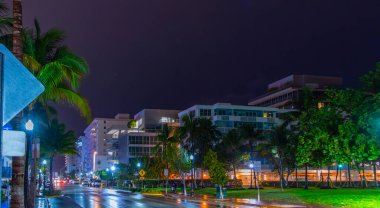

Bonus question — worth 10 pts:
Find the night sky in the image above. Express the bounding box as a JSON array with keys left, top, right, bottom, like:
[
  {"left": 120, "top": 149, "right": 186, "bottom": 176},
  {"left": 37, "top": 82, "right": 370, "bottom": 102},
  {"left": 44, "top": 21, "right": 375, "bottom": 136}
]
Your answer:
[{"left": 14, "top": 0, "right": 380, "bottom": 135}]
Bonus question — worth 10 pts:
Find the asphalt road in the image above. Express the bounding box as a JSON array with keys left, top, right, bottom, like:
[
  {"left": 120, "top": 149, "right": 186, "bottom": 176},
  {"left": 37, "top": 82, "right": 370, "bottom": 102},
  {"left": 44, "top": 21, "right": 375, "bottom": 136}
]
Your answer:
[{"left": 55, "top": 184, "right": 251, "bottom": 208}]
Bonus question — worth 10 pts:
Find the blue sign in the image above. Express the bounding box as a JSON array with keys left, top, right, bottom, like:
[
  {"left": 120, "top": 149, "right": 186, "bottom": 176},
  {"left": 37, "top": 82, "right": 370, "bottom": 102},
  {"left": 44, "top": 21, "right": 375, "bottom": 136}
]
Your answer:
[
  {"left": 2, "top": 130, "right": 25, "bottom": 156},
  {"left": 0, "top": 44, "right": 45, "bottom": 125}
]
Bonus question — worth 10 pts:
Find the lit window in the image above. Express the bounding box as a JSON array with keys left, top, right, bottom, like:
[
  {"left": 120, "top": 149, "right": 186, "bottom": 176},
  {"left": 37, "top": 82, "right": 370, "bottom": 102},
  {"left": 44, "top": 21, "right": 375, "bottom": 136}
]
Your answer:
[
  {"left": 318, "top": 102, "right": 325, "bottom": 109},
  {"left": 263, "top": 112, "right": 267, "bottom": 118}
]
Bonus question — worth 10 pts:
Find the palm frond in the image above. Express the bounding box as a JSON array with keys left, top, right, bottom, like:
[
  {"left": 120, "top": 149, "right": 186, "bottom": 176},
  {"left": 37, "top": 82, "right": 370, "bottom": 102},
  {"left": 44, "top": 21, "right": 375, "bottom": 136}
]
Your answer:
[{"left": 42, "top": 87, "right": 92, "bottom": 123}]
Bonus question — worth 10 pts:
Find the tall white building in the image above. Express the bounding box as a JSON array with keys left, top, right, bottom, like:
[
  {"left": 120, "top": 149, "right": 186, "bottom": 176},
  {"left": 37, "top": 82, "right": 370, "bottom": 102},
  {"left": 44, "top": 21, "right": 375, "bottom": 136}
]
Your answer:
[
  {"left": 81, "top": 114, "right": 131, "bottom": 173},
  {"left": 105, "top": 109, "right": 180, "bottom": 165}
]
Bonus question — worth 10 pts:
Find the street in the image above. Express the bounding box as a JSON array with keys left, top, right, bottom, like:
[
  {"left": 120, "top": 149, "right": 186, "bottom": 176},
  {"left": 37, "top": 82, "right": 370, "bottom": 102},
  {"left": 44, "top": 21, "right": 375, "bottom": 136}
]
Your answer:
[{"left": 54, "top": 185, "right": 253, "bottom": 208}]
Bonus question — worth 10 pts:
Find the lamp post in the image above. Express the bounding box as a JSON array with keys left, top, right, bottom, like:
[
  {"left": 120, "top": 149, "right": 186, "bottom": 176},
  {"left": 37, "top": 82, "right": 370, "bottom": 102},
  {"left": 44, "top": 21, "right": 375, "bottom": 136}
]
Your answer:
[
  {"left": 136, "top": 162, "right": 142, "bottom": 189},
  {"left": 249, "top": 163, "right": 253, "bottom": 189},
  {"left": 42, "top": 160, "right": 47, "bottom": 189},
  {"left": 106, "top": 168, "right": 109, "bottom": 187},
  {"left": 338, "top": 164, "right": 343, "bottom": 187},
  {"left": 190, "top": 154, "right": 195, "bottom": 196},
  {"left": 25, "top": 119, "right": 34, "bottom": 206},
  {"left": 111, "top": 165, "right": 116, "bottom": 187}
]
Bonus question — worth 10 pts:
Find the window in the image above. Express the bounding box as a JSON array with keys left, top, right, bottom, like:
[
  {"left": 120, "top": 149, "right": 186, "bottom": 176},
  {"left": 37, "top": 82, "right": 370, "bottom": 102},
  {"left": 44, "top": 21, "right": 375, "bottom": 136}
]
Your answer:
[
  {"left": 318, "top": 102, "right": 325, "bottom": 109},
  {"left": 263, "top": 112, "right": 267, "bottom": 118},
  {"left": 200, "top": 109, "right": 211, "bottom": 116}
]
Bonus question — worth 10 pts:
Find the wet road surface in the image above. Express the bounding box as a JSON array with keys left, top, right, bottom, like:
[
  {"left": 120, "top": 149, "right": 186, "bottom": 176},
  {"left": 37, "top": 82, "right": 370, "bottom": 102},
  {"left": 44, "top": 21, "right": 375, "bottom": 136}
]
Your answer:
[{"left": 56, "top": 184, "right": 250, "bottom": 208}]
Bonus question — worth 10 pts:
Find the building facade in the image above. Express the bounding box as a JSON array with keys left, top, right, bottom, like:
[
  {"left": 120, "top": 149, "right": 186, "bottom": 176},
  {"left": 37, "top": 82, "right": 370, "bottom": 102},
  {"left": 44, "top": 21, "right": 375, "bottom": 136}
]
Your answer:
[
  {"left": 248, "top": 74, "right": 342, "bottom": 109},
  {"left": 178, "top": 103, "right": 282, "bottom": 134},
  {"left": 102, "top": 109, "right": 179, "bottom": 168},
  {"left": 81, "top": 114, "right": 131, "bottom": 173}
]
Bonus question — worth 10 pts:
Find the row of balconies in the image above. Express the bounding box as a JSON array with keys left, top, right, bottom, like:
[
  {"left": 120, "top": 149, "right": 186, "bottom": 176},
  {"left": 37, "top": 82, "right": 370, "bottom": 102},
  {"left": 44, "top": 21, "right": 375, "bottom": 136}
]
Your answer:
[{"left": 212, "top": 115, "right": 276, "bottom": 123}]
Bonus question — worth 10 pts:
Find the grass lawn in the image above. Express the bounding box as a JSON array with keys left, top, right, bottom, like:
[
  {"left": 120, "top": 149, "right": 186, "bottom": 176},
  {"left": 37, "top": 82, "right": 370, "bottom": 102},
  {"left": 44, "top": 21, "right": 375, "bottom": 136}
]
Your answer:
[
  {"left": 140, "top": 186, "right": 380, "bottom": 207},
  {"left": 196, "top": 187, "right": 380, "bottom": 208}
]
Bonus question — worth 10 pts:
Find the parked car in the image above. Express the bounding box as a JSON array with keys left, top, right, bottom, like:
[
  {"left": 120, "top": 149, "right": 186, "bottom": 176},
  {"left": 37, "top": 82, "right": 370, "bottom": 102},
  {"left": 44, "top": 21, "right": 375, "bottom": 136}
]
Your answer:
[
  {"left": 82, "top": 180, "right": 90, "bottom": 186},
  {"left": 91, "top": 180, "right": 101, "bottom": 187}
]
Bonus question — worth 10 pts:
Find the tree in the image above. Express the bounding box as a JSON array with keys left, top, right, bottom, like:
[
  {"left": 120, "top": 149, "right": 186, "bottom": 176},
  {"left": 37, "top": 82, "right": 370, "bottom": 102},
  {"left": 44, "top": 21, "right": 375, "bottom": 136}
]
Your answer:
[
  {"left": 174, "top": 148, "right": 192, "bottom": 195},
  {"left": 238, "top": 123, "right": 262, "bottom": 188},
  {"left": 193, "top": 118, "right": 220, "bottom": 187},
  {"left": 177, "top": 115, "right": 217, "bottom": 189},
  {"left": 153, "top": 124, "right": 178, "bottom": 191},
  {"left": 203, "top": 150, "right": 228, "bottom": 199},
  {"left": 217, "top": 129, "right": 244, "bottom": 188},
  {"left": 261, "top": 124, "right": 295, "bottom": 190},
  {"left": 22, "top": 20, "right": 91, "bottom": 122},
  {"left": 40, "top": 119, "right": 77, "bottom": 192}
]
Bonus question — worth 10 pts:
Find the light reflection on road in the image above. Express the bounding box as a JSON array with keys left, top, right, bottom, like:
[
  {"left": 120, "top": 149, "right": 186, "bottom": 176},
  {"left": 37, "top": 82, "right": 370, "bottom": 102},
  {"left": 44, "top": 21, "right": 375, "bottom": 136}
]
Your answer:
[{"left": 58, "top": 184, "right": 249, "bottom": 208}]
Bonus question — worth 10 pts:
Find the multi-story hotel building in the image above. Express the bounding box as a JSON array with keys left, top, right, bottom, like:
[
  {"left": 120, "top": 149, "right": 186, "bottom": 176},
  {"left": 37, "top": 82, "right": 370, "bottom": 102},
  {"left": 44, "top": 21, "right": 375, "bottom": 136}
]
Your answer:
[
  {"left": 80, "top": 109, "right": 180, "bottom": 173},
  {"left": 248, "top": 74, "right": 342, "bottom": 109},
  {"left": 81, "top": 114, "right": 131, "bottom": 173},
  {"left": 178, "top": 103, "right": 282, "bottom": 134}
]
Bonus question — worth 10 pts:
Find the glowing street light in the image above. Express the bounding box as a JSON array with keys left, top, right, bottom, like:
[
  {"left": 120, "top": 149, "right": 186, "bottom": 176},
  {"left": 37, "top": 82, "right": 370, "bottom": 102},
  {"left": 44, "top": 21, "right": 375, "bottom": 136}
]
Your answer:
[
  {"left": 111, "top": 165, "right": 116, "bottom": 171},
  {"left": 42, "top": 160, "right": 47, "bottom": 165},
  {"left": 106, "top": 168, "right": 109, "bottom": 172},
  {"left": 25, "top": 119, "right": 34, "bottom": 131}
]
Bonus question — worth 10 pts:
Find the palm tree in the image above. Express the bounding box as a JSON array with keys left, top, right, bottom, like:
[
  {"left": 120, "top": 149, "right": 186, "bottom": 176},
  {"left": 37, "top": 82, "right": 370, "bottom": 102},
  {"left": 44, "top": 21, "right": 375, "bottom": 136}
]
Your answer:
[
  {"left": 10, "top": 0, "right": 25, "bottom": 206},
  {"left": 238, "top": 123, "right": 261, "bottom": 188},
  {"left": 264, "top": 124, "right": 292, "bottom": 191},
  {"left": 12, "top": 0, "right": 22, "bottom": 59},
  {"left": 153, "top": 124, "right": 178, "bottom": 194},
  {"left": 194, "top": 118, "right": 220, "bottom": 187},
  {"left": 177, "top": 115, "right": 198, "bottom": 193},
  {"left": 217, "top": 129, "right": 244, "bottom": 188},
  {"left": 40, "top": 119, "right": 77, "bottom": 192},
  {"left": 22, "top": 20, "right": 91, "bottom": 122}
]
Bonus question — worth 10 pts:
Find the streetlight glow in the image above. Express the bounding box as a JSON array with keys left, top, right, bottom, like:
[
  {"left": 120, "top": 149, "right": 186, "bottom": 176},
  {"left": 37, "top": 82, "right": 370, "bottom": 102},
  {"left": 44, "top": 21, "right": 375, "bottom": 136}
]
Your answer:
[
  {"left": 190, "top": 154, "right": 194, "bottom": 160},
  {"left": 25, "top": 119, "right": 34, "bottom": 131},
  {"left": 42, "top": 160, "right": 47, "bottom": 165},
  {"left": 106, "top": 168, "right": 109, "bottom": 172},
  {"left": 111, "top": 165, "right": 116, "bottom": 171},
  {"left": 137, "top": 162, "right": 141, "bottom": 168},
  {"left": 249, "top": 163, "right": 254, "bottom": 169}
]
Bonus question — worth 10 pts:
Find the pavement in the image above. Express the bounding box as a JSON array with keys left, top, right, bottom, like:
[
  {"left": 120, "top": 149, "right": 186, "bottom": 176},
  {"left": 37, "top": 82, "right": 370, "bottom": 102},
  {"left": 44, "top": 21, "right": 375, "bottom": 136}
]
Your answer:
[{"left": 44, "top": 184, "right": 307, "bottom": 208}]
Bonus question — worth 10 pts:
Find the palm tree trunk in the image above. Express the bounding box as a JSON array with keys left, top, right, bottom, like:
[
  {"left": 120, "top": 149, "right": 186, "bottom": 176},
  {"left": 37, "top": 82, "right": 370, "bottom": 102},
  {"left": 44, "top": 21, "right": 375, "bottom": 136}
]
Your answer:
[
  {"left": 335, "top": 165, "right": 339, "bottom": 185},
  {"left": 232, "top": 161, "right": 237, "bottom": 189},
  {"left": 49, "top": 156, "right": 54, "bottom": 192},
  {"left": 10, "top": 156, "right": 25, "bottom": 208},
  {"left": 373, "top": 162, "right": 378, "bottom": 188},
  {"left": 11, "top": 1, "right": 25, "bottom": 207},
  {"left": 304, "top": 164, "right": 308, "bottom": 189},
  {"left": 327, "top": 166, "right": 331, "bottom": 188},
  {"left": 295, "top": 165, "right": 298, "bottom": 188},
  {"left": 347, "top": 163, "right": 352, "bottom": 187},
  {"left": 12, "top": 0, "right": 23, "bottom": 59}
]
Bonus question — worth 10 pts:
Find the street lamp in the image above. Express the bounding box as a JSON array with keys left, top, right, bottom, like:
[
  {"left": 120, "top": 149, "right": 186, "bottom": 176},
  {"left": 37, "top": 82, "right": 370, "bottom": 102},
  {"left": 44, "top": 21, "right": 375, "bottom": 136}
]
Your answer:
[
  {"left": 42, "top": 160, "right": 47, "bottom": 192},
  {"left": 338, "top": 164, "right": 343, "bottom": 187},
  {"left": 110, "top": 165, "right": 116, "bottom": 187},
  {"left": 136, "top": 163, "right": 141, "bottom": 168},
  {"left": 190, "top": 154, "right": 195, "bottom": 196},
  {"left": 25, "top": 119, "right": 34, "bottom": 131},
  {"left": 249, "top": 163, "right": 254, "bottom": 189},
  {"left": 24, "top": 119, "right": 34, "bottom": 203}
]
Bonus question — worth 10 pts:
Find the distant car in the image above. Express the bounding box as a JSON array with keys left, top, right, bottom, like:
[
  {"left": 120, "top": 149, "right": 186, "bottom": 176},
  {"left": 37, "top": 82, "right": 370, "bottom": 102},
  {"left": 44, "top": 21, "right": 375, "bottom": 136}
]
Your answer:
[
  {"left": 91, "top": 180, "right": 101, "bottom": 187},
  {"left": 73, "top": 179, "right": 80, "bottom": 184},
  {"left": 82, "top": 180, "right": 90, "bottom": 186}
]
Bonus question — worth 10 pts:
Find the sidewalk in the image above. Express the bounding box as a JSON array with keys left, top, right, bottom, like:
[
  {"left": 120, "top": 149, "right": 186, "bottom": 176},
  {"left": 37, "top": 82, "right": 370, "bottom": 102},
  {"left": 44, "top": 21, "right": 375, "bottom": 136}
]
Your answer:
[
  {"left": 47, "top": 196, "right": 81, "bottom": 208},
  {"left": 160, "top": 192, "right": 306, "bottom": 208}
]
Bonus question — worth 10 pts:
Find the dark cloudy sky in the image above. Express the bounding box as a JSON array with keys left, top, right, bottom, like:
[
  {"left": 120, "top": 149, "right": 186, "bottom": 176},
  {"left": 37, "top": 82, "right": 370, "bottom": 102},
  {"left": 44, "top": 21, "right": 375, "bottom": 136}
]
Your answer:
[{"left": 13, "top": 0, "right": 380, "bottom": 135}]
